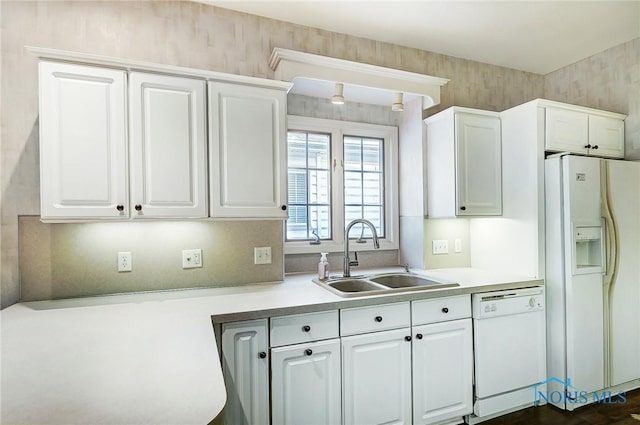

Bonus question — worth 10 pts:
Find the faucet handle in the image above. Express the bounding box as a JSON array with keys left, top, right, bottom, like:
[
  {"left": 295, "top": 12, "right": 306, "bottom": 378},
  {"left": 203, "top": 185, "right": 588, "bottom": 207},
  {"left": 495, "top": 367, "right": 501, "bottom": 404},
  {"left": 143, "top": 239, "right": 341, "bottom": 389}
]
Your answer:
[{"left": 349, "top": 251, "right": 359, "bottom": 267}]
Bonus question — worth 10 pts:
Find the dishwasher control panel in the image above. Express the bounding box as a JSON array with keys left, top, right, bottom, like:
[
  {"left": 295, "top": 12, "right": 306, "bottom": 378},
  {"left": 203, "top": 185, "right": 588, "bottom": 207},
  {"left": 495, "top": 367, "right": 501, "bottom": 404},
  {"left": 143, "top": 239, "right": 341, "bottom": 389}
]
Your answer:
[{"left": 472, "top": 287, "right": 544, "bottom": 318}]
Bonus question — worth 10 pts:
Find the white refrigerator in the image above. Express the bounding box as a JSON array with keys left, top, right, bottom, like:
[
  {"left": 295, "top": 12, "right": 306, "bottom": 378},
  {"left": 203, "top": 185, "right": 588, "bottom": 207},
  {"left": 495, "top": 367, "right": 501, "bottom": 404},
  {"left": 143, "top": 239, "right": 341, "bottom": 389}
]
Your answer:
[{"left": 545, "top": 154, "right": 640, "bottom": 410}]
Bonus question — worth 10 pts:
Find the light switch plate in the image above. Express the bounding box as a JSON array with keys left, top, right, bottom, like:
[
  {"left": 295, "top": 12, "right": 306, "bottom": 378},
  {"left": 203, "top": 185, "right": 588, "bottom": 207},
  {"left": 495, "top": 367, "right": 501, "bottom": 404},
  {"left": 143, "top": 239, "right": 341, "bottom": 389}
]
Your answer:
[
  {"left": 254, "top": 247, "right": 272, "bottom": 264},
  {"left": 182, "top": 249, "right": 203, "bottom": 269},
  {"left": 432, "top": 240, "right": 449, "bottom": 255}
]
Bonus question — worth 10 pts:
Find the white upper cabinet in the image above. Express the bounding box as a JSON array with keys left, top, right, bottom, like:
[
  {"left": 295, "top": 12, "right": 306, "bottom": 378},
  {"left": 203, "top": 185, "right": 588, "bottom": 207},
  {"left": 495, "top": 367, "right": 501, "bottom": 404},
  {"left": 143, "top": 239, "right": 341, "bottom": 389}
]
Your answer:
[
  {"left": 545, "top": 104, "right": 625, "bottom": 158},
  {"left": 37, "top": 49, "right": 292, "bottom": 221},
  {"left": 588, "top": 114, "right": 625, "bottom": 158},
  {"left": 39, "top": 61, "right": 128, "bottom": 220},
  {"left": 129, "top": 73, "right": 207, "bottom": 218},
  {"left": 40, "top": 63, "right": 208, "bottom": 220},
  {"left": 209, "top": 82, "right": 288, "bottom": 219},
  {"left": 545, "top": 107, "right": 589, "bottom": 154},
  {"left": 426, "top": 107, "right": 502, "bottom": 217}
]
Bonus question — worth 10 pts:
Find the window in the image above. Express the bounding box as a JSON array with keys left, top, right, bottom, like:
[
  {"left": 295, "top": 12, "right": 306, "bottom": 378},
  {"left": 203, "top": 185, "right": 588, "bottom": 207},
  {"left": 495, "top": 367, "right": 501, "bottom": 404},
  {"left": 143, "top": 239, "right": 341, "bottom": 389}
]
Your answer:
[
  {"left": 286, "top": 116, "right": 398, "bottom": 254},
  {"left": 287, "top": 131, "right": 332, "bottom": 240}
]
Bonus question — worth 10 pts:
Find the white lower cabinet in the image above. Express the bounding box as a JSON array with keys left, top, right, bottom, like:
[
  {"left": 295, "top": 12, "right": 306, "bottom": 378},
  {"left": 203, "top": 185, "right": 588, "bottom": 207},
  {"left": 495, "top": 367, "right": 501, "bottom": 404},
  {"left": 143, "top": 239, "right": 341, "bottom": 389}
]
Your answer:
[
  {"left": 412, "top": 319, "right": 473, "bottom": 425},
  {"left": 342, "top": 328, "right": 413, "bottom": 425},
  {"left": 221, "top": 319, "right": 269, "bottom": 425},
  {"left": 220, "top": 297, "right": 473, "bottom": 425},
  {"left": 271, "top": 339, "right": 341, "bottom": 425}
]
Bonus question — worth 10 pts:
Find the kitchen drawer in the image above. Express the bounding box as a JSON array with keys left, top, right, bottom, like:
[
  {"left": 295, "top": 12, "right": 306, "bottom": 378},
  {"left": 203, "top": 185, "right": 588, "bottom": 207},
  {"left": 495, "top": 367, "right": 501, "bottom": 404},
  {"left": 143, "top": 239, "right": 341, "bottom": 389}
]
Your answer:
[
  {"left": 412, "top": 295, "right": 471, "bottom": 325},
  {"left": 340, "top": 302, "right": 410, "bottom": 336},
  {"left": 270, "top": 310, "right": 339, "bottom": 347}
]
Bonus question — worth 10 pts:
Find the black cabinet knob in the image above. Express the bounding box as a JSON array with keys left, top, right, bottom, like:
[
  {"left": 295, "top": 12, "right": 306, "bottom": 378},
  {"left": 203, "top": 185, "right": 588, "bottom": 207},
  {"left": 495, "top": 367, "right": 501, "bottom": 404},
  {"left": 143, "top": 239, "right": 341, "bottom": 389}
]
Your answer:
[
  {"left": 592, "top": 145, "right": 599, "bottom": 150},
  {"left": 442, "top": 307, "right": 449, "bottom": 313},
  {"left": 281, "top": 205, "right": 287, "bottom": 211},
  {"left": 134, "top": 204, "right": 142, "bottom": 212},
  {"left": 375, "top": 316, "right": 383, "bottom": 322},
  {"left": 302, "top": 325, "right": 311, "bottom": 332},
  {"left": 416, "top": 333, "right": 423, "bottom": 340},
  {"left": 116, "top": 205, "right": 124, "bottom": 212},
  {"left": 405, "top": 336, "right": 412, "bottom": 342},
  {"left": 584, "top": 144, "right": 591, "bottom": 149},
  {"left": 460, "top": 206, "right": 466, "bottom": 211},
  {"left": 258, "top": 351, "right": 267, "bottom": 359},
  {"left": 304, "top": 349, "right": 313, "bottom": 356}
]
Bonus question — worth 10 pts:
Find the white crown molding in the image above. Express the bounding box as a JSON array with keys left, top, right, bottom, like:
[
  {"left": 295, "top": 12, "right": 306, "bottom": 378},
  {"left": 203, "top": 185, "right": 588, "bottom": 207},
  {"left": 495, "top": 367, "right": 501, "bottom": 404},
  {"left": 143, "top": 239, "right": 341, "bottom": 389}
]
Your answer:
[
  {"left": 27, "top": 46, "right": 292, "bottom": 91},
  {"left": 269, "top": 48, "right": 449, "bottom": 108}
]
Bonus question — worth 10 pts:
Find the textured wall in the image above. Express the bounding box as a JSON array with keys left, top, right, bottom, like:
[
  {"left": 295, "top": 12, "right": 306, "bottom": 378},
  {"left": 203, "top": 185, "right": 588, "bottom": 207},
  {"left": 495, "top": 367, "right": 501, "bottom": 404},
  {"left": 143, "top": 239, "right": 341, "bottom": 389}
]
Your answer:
[
  {"left": 544, "top": 38, "right": 640, "bottom": 159},
  {"left": 1, "top": 1, "right": 545, "bottom": 308}
]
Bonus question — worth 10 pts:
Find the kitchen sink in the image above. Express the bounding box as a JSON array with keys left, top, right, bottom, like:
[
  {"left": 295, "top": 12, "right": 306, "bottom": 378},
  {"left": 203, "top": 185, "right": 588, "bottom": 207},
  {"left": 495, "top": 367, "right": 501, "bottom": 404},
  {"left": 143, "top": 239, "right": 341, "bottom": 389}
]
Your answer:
[
  {"left": 326, "top": 279, "right": 387, "bottom": 294},
  {"left": 369, "top": 274, "right": 446, "bottom": 288},
  {"left": 314, "top": 272, "right": 459, "bottom": 297}
]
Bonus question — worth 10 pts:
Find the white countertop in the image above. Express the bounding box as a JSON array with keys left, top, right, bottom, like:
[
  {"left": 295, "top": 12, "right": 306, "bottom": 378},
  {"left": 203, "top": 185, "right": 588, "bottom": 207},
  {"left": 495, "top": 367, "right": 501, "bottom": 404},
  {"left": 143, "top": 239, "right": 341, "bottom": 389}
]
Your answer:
[{"left": 0, "top": 267, "right": 541, "bottom": 425}]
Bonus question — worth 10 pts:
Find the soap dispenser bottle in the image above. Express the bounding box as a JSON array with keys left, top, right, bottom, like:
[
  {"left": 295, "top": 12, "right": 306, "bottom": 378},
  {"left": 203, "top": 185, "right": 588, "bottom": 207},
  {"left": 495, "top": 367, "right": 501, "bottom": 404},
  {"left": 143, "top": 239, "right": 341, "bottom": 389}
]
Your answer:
[{"left": 318, "top": 252, "right": 329, "bottom": 281}]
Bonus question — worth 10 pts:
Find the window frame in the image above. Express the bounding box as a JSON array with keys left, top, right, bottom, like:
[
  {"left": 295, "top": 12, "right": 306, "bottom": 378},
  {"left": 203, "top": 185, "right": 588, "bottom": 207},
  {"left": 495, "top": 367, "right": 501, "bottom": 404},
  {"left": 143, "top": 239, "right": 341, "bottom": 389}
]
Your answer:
[{"left": 285, "top": 115, "right": 399, "bottom": 255}]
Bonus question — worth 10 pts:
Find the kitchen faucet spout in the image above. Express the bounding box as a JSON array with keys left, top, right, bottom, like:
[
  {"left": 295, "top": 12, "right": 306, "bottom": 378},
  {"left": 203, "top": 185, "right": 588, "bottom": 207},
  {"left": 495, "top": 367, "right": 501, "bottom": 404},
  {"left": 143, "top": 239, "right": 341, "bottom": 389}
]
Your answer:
[{"left": 344, "top": 219, "right": 380, "bottom": 277}]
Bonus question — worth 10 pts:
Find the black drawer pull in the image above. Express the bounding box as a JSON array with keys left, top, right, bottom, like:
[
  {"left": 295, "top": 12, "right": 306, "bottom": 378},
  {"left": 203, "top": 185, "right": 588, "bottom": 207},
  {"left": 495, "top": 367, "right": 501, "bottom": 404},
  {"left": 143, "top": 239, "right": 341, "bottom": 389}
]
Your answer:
[
  {"left": 375, "top": 316, "right": 383, "bottom": 322},
  {"left": 405, "top": 336, "right": 412, "bottom": 342},
  {"left": 304, "top": 349, "right": 313, "bottom": 356},
  {"left": 442, "top": 307, "right": 449, "bottom": 313},
  {"left": 416, "top": 333, "right": 423, "bottom": 340},
  {"left": 302, "top": 325, "right": 311, "bottom": 332},
  {"left": 258, "top": 351, "right": 267, "bottom": 359}
]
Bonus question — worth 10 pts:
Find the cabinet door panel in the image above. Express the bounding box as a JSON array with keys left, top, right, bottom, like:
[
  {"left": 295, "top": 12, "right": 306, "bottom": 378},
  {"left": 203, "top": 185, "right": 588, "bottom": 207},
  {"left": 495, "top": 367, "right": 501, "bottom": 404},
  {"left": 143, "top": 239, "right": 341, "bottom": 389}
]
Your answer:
[
  {"left": 545, "top": 107, "right": 589, "bottom": 154},
  {"left": 39, "top": 61, "right": 127, "bottom": 219},
  {"left": 271, "top": 339, "right": 341, "bottom": 425},
  {"left": 589, "top": 115, "right": 624, "bottom": 158},
  {"left": 413, "top": 319, "right": 473, "bottom": 425},
  {"left": 130, "top": 73, "right": 207, "bottom": 218},
  {"left": 221, "top": 320, "right": 269, "bottom": 425},
  {"left": 209, "top": 83, "right": 287, "bottom": 218},
  {"left": 455, "top": 113, "right": 502, "bottom": 215},
  {"left": 342, "top": 328, "right": 412, "bottom": 425}
]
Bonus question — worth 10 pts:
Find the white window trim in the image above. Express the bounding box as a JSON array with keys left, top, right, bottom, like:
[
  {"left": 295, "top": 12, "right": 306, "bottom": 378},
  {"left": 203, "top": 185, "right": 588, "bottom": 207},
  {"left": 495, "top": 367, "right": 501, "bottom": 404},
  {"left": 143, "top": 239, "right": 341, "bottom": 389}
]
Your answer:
[{"left": 285, "top": 115, "right": 399, "bottom": 255}]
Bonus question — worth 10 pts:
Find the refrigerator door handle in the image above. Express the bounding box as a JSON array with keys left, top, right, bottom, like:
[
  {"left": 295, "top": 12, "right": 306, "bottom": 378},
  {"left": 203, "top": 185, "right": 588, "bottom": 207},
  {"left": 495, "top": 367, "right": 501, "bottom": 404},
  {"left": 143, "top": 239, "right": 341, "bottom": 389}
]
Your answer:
[{"left": 601, "top": 218, "right": 608, "bottom": 276}]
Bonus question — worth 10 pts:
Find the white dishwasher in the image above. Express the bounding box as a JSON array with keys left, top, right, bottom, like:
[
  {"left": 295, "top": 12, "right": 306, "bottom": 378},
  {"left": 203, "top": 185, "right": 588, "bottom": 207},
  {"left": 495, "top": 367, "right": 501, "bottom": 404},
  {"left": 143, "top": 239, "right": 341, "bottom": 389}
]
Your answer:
[{"left": 467, "top": 287, "right": 546, "bottom": 424}]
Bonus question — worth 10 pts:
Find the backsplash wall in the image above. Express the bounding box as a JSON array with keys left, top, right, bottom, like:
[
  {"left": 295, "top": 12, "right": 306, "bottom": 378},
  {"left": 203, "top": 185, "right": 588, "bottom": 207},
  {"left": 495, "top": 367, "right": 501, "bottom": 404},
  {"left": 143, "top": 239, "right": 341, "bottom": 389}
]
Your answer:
[
  {"left": 19, "top": 217, "right": 284, "bottom": 301},
  {"left": 5, "top": 0, "right": 599, "bottom": 308}
]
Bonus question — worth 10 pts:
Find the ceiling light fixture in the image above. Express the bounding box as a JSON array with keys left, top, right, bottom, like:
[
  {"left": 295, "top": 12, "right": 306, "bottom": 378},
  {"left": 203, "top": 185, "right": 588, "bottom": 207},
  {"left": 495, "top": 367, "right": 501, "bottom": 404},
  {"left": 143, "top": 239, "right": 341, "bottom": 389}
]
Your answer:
[
  {"left": 332, "top": 82, "right": 345, "bottom": 105},
  {"left": 392, "top": 92, "right": 404, "bottom": 111}
]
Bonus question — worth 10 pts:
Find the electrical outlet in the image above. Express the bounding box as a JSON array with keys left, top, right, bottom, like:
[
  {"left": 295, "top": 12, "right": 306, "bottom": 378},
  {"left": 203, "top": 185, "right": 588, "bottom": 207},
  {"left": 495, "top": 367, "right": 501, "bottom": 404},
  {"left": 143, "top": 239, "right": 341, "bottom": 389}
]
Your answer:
[
  {"left": 432, "top": 240, "right": 449, "bottom": 255},
  {"left": 182, "top": 249, "right": 203, "bottom": 269},
  {"left": 118, "top": 252, "right": 132, "bottom": 272},
  {"left": 254, "top": 247, "right": 272, "bottom": 265}
]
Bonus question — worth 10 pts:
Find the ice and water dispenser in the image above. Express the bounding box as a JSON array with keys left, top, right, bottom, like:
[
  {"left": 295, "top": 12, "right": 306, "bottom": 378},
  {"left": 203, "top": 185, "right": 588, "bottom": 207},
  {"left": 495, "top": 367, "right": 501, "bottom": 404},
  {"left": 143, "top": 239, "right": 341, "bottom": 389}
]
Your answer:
[{"left": 573, "top": 225, "right": 604, "bottom": 273}]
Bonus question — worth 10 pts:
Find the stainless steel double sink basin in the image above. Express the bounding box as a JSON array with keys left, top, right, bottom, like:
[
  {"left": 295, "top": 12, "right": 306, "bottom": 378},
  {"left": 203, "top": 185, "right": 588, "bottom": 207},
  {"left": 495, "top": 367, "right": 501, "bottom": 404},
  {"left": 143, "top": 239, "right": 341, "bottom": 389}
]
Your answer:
[{"left": 313, "top": 272, "right": 459, "bottom": 297}]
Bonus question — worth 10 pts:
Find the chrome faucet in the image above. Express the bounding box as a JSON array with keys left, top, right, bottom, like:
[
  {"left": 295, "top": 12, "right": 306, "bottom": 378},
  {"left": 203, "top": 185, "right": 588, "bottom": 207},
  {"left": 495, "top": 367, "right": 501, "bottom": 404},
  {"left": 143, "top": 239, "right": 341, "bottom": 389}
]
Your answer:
[{"left": 344, "top": 219, "right": 380, "bottom": 277}]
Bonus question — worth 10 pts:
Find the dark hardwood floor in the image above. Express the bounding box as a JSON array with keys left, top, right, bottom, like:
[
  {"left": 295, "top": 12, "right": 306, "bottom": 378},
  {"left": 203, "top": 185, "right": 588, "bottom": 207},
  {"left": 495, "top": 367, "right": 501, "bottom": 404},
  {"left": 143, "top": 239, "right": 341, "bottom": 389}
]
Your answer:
[{"left": 482, "top": 389, "right": 640, "bottom": 425}]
